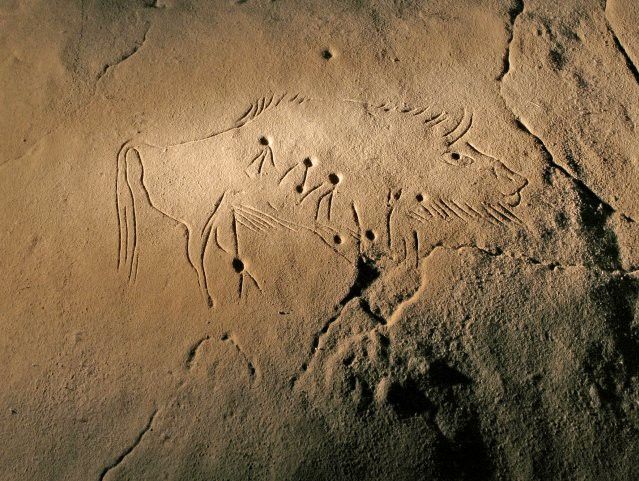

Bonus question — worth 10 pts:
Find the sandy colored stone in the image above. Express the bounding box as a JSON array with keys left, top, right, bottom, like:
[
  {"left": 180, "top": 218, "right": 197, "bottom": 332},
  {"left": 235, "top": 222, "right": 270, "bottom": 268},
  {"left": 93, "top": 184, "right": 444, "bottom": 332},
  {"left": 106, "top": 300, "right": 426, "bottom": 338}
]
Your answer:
[{"left": 1, "top": 1, "right": 638, "bottom": 480}]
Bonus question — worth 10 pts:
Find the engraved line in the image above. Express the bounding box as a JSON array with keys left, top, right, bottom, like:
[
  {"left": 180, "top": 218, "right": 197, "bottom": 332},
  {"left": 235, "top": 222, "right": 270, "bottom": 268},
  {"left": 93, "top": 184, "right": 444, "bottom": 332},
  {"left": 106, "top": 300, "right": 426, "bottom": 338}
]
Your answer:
[
  {"left": 246, "top": 271, "right": 263, "bottom": 292},
  {"left": 237, "top": 205, "right": 298, "bottom": 231},
  {"left": 423, "top": 111, "right": 446, "bottom": 126},
  {"left": 236, "top": 210, "right": 273, "bottom": 230},
  {"left": 446, "top": 112, "right": 473, "bottom": 145},
  {"left": 327, "top": 190, "right": 335, "bottom": 221},
  {"left": 316, "top": 191, "right": 332, "bottom": 221},
  {"left": 185, "top": 336, "right": 210, "bottom": 370},
  {"left": 279, "top": 163, "right": 299, "bottom": 184},
  {"left": 418, "top": 203, "right": 435, "bottom": 218},
  {"left": 409, "top": 211, "right": 430, "bottom": 223},
  {"left": 482, "top": 205, "right": 504, "bottom": 225},
  {"left": 125, "top": 163, "right": 137, "bottom": 284},
  {"left": 232, "top": 211, "right": 239, "bottom": 256},
  {"left": 497, "top": 201, "right": 524, "bottom": 225},
  {"left": 440, "top": 198, "right": 466, "bottom": 221},
  {"left": 236, "top": 103, "right": 254, "bottom": 124},
  {"left": 464, "top": 202, "right": 484, "bottom": 219},
  {"left": 299, "top": 184, "right": 323, "bottom": 204},
  {"left": 235, "top": 219, "right": 262, "bottom": 234},
  {"left": 442, "top": 110, "right": 466, "bottom": 138},
  {"left": 387, "top": 203, "right": 395, "bottom": 250},
  {"left": 200, "top": 191, "right": 227, "bottom": 237},
  {"left": 450, "top": 199, "right": 476, "bottom": 218},
  {"left": 429, "top": 200, "right": 448, "bottom": 219},
  {"left": 267, "top": 146, "right": 276, "bottom": 169},
  {"left": 214, "top": 226, "right": 229, "bottom": 254},
  {"left": 306, "top": 228, "right": 352, "bottom": 263},
  {"left": 485, "top": 203, "right": 511, "bottom": 224}
]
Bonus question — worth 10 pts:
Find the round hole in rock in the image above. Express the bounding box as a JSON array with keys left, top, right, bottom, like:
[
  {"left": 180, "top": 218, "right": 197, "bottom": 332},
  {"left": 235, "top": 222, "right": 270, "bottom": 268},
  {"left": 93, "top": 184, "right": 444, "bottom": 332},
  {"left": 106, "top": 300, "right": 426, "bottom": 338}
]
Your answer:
[
  {"left": 333, "top": 234, "right": 342, "bottom": 244},
  {"left": 328, "top": 173, "right": 340, "bottom": 185},
  {"left": 303, "top": 157, "right": 313, "bottom": 167},
  {"left": 416, "top": 193, "right": 424, "bottom": 202},
  {"left": 322, "top": 49, "right": 333, "bottom": 60},
  {"left": 259, "top": 136, "right": 269, "bottom": 146},
  {"left": 365, "top": 229, "right": 376, "bottom": 241},
  {"left": 232, "top": 258, "right": 244, "bottom": 273}
]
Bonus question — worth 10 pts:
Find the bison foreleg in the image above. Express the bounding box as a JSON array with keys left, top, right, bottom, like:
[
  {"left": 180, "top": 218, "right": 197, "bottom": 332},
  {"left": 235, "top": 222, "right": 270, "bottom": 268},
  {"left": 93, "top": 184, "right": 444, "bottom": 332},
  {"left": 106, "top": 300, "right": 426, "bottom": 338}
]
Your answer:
[{"left": 188, "top": 231, "right": 214, "bottom": 308}]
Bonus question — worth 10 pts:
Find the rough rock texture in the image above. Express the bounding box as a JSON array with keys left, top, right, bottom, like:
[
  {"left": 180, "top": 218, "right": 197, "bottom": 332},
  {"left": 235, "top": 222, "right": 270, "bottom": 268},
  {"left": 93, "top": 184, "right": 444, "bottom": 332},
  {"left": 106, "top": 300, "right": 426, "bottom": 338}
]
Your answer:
[{"left": 1, "top": 1, "right": 638, "bottom": 480}]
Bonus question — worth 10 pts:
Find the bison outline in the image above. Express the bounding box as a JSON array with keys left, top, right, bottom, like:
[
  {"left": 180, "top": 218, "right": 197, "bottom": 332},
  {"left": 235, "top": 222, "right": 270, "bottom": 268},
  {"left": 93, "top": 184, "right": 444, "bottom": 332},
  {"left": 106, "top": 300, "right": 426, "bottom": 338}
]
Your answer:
[{"left": 115, "top": 93, "right": 528, "bottom": 307}]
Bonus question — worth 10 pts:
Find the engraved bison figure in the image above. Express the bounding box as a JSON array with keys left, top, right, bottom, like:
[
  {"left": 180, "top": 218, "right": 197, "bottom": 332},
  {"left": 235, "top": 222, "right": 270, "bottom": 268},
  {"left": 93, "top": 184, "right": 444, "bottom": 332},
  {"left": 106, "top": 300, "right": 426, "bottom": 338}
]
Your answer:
[{"left": 116, "top": 94, "right": 528, "bottom": 307}]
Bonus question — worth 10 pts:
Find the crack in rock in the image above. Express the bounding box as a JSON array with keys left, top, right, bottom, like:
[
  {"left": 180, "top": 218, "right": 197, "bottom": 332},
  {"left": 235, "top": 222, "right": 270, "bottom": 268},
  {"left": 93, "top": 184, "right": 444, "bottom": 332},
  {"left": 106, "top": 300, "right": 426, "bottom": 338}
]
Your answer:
[
  {"left": 606, "top": 23, "right": 639, "bottom": 84},
  {"left": 605, "top": 2, "right": 639, "bottom": 85},
  {"left": 496, "top": 0, "right": 525, "bottom": 81},
  {"left": 98, "top": 409, "right": 157, "bottom": 481},
  {"left": 292, "top": 239, "right": 636, "bottom": 389},
  {"left": 498, "top": 4, "right": 635, "bottom": 225},
  {"left": 512, "top": 118, "right": 629, "bottom": 270},
  {"left": 383, "top": 272, "right": 428, "bottom": 327},
  {"left": 513, "top": 117, "right": 626, "bottom": 217},
  {"left": 97, "top": 25, "right": 151, "bottom": 81},
  {"left": 291, "top": 257, "right": 380, "bottom": 387},
  {"left": 440, "top": 242, "right": 637, "bottom": 274}
]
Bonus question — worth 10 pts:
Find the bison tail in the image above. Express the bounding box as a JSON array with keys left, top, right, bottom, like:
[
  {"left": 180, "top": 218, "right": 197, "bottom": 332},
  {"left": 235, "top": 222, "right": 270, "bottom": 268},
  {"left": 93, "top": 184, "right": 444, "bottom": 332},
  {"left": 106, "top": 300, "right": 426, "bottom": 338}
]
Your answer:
[{"left": 116, "top": 140, "right": 140, "bottom": 284}]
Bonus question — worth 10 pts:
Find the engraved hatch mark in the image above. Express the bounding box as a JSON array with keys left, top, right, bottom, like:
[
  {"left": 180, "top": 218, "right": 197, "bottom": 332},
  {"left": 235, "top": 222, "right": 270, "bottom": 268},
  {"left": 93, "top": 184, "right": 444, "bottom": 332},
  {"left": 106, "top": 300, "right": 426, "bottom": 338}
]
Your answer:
[
  {"left": 227, "top": 204, "right": 298, "bottom": 298},
  {"left": 234, "top": 204, "right": 298, "bottom": 235},
  {"left": 116, "top": 92, "right": 311, "bottom": 307}
]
